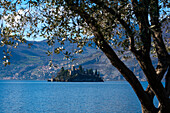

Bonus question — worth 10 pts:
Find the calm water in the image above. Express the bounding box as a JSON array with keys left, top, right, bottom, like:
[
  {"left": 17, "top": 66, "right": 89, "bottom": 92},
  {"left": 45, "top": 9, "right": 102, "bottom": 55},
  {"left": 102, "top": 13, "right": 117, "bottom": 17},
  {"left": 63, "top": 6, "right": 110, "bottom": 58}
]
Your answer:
[{"left": 0, "top": 81, "right": 157, "bottom": 113}]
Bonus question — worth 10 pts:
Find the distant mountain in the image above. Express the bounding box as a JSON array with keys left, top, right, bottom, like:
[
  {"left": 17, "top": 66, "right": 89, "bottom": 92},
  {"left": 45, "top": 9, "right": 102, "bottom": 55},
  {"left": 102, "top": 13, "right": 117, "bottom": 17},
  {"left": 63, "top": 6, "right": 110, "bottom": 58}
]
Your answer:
[
  {"left": 0, "top": 39, "right": 150, "bottom": 81},
  {"left": 0, "top": 18, "right": 168, "bottom": 81},
  {"left": 0, "top": 40, "right": 103, "bottom": 80}
]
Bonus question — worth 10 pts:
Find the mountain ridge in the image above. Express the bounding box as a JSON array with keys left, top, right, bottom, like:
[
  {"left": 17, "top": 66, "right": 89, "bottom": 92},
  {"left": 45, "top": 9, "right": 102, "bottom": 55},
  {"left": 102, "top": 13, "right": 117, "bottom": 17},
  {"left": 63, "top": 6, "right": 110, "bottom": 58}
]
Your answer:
[
  {"left": 0, "top": 39, "right": 149, "bottom": 81},
  {"left": 0, "top": 18, "right": 168, "bottom": 81}
]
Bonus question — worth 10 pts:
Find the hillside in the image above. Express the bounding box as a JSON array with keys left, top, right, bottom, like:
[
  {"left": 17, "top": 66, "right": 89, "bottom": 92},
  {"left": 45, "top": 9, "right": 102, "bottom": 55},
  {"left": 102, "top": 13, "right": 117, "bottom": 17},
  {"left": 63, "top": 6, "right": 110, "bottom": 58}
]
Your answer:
[
  {"left": 0, "top": 39, "right": 151, "bottom": 81},
  {"left": 0, "top": 40, "right": 104, "bottom": 80},
  {"left": 1, "top": 17, "right": 168, "bottom": 81}
]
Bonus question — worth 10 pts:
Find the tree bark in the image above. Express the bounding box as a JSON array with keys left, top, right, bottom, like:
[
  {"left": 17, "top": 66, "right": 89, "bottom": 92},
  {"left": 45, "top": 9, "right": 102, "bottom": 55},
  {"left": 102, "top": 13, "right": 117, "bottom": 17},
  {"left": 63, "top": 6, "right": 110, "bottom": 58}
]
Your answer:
[
  {"left": 65, "top": 0, "right": 153, "bottom": 108},
  {"left": 141, "top": 104, "right": 158, "bottom": 113},
  {"left": 165, "top": 66, "right": 170, "bottom": 98},
  {"left": 65, "top": 0, "right": 170, "bottom": 112}
]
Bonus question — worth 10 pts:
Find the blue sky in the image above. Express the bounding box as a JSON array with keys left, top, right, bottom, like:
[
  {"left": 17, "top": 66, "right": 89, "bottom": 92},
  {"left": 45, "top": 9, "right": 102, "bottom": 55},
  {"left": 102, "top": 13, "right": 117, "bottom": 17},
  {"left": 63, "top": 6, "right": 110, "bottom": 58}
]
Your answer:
[{"left": 0, "top": 0, "right": 169, "bottom": 41}]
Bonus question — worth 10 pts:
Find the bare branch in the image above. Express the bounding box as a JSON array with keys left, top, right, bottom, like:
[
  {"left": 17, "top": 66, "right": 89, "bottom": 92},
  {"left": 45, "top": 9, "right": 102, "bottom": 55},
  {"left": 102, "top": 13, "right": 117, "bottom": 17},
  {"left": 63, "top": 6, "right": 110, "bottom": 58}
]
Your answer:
[{"left": 129, "top": 36, "right": 136, "bottom": 52}]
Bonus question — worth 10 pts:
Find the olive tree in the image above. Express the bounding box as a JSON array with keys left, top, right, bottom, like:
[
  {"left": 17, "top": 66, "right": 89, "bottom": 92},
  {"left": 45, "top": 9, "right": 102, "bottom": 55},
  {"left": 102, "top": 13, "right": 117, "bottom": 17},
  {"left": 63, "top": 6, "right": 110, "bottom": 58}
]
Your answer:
[{"left": 0, "top": 0, "right": 170, "bottom": 112}]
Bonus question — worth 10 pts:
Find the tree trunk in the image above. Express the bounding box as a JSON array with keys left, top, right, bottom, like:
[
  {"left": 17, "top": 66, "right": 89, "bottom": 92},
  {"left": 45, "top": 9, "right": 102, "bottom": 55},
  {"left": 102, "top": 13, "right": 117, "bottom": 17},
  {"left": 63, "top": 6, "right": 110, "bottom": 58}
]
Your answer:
[
  {"left": 158, "top": 104, "right": 170, "bottom": 113},
  {"left": 142, "top": 106, "right": 170, "bottom": 113},
  {"left": 141, "top": 102, "right": 170, "bottom": 113},
  {"left": 140, "top": 93, "right": 158, "bottom": 113},
  {"left": 141, "top": 104, "right": 157, "bottom": 113},
  {"left": 66, "top": 1, "right": 170, "bottom": 113},
  {"left": 165, "top": 66, "right": 170, "bottom": 98}
]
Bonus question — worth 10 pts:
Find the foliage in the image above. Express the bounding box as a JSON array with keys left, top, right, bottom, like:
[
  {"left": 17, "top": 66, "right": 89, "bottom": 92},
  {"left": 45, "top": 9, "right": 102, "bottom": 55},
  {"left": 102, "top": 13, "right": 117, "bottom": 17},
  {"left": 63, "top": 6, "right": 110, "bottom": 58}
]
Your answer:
[
  {"left": 55, "top": 65, "right": 103, "bottom": 82},
  {"left": 1, "top": 0, "right": 168, "bottom": 62},
  {"left": 0, "top": 0, "right": 170, "bottom": 112}
]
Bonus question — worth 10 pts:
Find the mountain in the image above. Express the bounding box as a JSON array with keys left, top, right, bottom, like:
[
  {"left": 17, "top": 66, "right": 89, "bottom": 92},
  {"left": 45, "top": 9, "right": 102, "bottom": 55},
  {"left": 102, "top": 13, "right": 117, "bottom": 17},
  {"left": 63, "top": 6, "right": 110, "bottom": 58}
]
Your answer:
[
  {"left": 0, "top": 39, "right": 150, "bottom": 81},
  {"left": 0, "top": 40, "right": 104, "bottom": 80},
  {"left": 0, "top": 17, "right": 168, "bottom": 81}
]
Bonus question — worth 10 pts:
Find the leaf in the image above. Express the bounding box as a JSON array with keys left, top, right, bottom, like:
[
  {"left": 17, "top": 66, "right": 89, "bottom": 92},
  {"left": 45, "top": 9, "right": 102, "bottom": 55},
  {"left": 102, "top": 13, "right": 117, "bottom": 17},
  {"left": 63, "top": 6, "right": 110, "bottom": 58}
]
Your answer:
[
  {"left": 72, "top": 58, "right": 76, "bottom": 62},
  {"left": 150, "top": 25, "right": 156, "bottom": 29}
]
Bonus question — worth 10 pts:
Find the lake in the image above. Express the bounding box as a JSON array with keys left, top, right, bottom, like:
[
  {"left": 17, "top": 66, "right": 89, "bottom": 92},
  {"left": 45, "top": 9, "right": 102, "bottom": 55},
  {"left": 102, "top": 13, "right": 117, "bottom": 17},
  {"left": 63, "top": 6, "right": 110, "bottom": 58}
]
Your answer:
[{"left": 0, "top": 81, "right": 158, "bottom": 113}]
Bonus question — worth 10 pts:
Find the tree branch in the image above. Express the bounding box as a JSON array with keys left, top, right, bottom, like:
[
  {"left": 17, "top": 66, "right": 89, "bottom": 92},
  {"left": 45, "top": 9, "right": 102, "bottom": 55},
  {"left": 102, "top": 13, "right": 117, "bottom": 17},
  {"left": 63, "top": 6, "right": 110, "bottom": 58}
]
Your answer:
[
  {"left": 165, "top": 66, "right": 170, "bottom": 97},
  {"left": 91, "top": 0, "right": 134, "bottom": 39},
  {"left": 149, "top": 0, "right": 169, "bottom": 79},
  {"left": 131, "top": 0, "right": 151, "bottom": 54},
  {"left": 146, "top": 64, "right": 169, "bottom": 99},
  {"left": 129, "top": 36, "right": 136, "bottom": 53},
  {"left": 145, "top": 1, "right": 170, "bottom": 103},
  {"left": 65, "top": 0, "right": 153, "bottom": 107},
  {"left": 66, "top": 0, "right": 169, "bottom": 108},
  {"left": 90, "top": 0, "right": 137, "bottom": 54},
  {"left": 150, "top": 0, "right": 169, "bottom": 64},
  {"left": 90, "top": 0, "right": 169, "bottom": 106},
  {"left": 131, "top": 0, "right": 139, "bottom": 19}
]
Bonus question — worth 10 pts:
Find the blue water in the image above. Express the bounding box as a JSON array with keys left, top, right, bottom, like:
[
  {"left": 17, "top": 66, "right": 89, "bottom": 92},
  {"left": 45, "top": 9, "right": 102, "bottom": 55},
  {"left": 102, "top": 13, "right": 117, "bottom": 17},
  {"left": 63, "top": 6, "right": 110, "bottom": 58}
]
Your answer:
[{"left": 0, "top": 81, "right": 155, "bottom": 113}]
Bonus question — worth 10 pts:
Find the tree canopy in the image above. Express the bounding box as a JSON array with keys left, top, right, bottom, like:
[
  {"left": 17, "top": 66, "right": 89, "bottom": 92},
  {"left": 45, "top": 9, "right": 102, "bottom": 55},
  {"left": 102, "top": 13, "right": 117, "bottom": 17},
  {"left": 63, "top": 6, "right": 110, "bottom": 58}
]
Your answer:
[{"left": 0, "top": 0, "right": 170, "bottom": 112}]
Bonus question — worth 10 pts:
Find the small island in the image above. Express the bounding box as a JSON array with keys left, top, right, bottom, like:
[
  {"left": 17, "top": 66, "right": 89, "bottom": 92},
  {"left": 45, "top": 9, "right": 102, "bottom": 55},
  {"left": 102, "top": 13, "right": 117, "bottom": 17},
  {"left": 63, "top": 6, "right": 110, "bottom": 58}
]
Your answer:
[{"left": 48, "top": 65, "right": 104, "bottom": 82}]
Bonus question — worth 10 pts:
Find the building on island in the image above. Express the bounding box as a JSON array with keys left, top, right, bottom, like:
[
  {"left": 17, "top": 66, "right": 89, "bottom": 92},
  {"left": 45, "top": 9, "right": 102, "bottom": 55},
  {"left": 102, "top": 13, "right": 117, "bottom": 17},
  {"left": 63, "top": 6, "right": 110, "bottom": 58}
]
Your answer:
[{"left": 48, "top": 65, "right": 103, "bottom": 82}]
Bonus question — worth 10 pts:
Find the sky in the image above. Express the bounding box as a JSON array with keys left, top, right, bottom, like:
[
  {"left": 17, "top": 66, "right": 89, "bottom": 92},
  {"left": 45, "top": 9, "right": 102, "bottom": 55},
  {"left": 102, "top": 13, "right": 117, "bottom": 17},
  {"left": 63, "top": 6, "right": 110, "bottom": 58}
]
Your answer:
[{"left": 0, "top": 0, "right": 169, "bottom": 41}]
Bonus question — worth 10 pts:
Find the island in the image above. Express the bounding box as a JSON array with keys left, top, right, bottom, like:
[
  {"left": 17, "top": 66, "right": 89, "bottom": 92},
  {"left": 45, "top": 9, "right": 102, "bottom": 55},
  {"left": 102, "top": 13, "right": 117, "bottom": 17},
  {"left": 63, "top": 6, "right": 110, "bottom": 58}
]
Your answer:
[{"left": 48, "top": 65, "right": 104, "bottom": 82}]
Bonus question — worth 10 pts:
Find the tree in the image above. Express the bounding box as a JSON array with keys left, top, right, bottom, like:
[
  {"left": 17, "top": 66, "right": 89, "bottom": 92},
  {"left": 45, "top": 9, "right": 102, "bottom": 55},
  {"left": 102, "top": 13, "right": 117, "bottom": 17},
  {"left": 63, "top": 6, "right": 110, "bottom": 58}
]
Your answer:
[
  {"left": 88, "top": 69, "right": 93, "bottom": 75},
  {"left": 0, "top": 0, "right": 169, "bottom": 112},
  {"left": 95, "top": 69, "right": 98, "bottom": 75},
  {"left": 61, "top": 67, "right": 64, "bottom": 72},
  {"left": 79, "top": 65, "right": 83, "bottom": 73},
  {"left": 86, "top": 69, "right": 89, "bottom": 75}
]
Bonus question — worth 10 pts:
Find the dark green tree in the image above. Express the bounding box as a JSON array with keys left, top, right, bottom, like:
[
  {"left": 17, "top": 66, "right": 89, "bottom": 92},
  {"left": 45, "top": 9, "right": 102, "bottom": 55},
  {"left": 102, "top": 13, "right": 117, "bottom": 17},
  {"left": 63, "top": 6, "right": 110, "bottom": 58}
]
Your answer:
[
  {"left": 79, "top": 65, "right": 83, "bottom": 74},
  {"left": 61, "top": 67, "right": 64, "bottom": 73},
  {"left": 95, "top": 69, "right": 97, "bottom": 75},
  {"left": 86, "top": 69, "right": 89, "bottom": 75},
  {"left": 0, "top": 0, "right": 170, "bottom": 112},
  {"left": 88, "top": 69, "right": 93, "bottom": 75}
]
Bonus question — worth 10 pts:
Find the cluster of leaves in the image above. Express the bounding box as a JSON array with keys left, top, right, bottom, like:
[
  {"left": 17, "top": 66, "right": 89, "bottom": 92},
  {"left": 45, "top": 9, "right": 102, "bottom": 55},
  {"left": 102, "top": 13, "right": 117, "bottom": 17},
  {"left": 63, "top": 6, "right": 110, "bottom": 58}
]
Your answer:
[
  {"left": 0, "top": 0, "right": 169, "bottom": 66},
  {"left": 55, "top": 67, "right": 70, "bottom": 81},
  {"left": 2, "top": 49, "right": 11, "bottom": 66}
]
